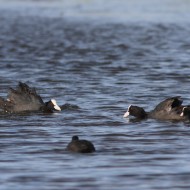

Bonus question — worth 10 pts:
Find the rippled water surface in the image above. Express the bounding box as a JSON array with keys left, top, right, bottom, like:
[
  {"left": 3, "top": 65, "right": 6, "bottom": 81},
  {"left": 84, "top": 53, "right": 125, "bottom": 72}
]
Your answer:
[{"left": 1, "top": 1, "right": 190, "bottom": 189}]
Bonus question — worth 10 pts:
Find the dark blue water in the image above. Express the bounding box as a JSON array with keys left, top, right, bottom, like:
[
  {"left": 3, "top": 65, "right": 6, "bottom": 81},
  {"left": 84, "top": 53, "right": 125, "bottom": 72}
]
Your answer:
[{"left": 1, "top": 1, "right": 190, "bottom": 190}]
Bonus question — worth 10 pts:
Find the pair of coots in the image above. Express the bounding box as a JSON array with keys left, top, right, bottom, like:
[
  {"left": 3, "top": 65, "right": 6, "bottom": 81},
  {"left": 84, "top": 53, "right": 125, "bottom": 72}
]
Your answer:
[
  {"left": 4, "top": 82, "right": 189, "bottom": 121},
  {"left": 124, "top": 96, "right": 190, "bottom": 121}
]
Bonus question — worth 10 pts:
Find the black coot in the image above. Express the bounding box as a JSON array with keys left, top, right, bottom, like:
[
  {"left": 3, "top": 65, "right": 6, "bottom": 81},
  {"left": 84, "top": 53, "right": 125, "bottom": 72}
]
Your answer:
[
  {"left": 124, "top": 96, "right": 190, "bottom": 121},
  {"left": 0, "top": 82, "right": 61, "bottom": 113},
  {"left": 66, "top": 136, "right": 96, "bottom": 153}
]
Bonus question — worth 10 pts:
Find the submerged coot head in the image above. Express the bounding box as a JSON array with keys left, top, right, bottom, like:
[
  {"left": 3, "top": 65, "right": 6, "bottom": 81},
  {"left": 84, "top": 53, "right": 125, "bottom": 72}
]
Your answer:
[
  {"left": 123, "top": 105, "right": 147, "bottom": 119},
  {"left": 45, "top": 99, "right": 61, "bottom": 112}
]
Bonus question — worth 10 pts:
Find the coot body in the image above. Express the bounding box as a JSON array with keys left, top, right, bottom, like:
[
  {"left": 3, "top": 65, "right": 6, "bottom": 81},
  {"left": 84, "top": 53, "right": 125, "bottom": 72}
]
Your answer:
[
  {"left": 0, "top": 82, "right": 61, "bottom": 113},
  {"left": 124, "top": 96, "right": 190, "bottom": 121},
  {"left": 66, "top": 136, "right": 96, "bottom": 153}
]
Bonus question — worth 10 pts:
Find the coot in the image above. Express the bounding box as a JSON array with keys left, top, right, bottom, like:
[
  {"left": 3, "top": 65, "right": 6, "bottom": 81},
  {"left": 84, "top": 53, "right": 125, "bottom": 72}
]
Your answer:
[
  {"left": 124, "top": 96, "right": 190, "bottom": 121},
  {"left": 0, "top": 82, "right": 61, "bottom": 113},
  {"left": 66, "top": 136, "right": 96, "bottom": 153}
]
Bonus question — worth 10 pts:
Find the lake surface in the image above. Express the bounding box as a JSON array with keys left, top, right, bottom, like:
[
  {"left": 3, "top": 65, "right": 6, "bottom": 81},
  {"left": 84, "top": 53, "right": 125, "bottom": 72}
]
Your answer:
[{"left": 1, "top": 0, "right": 190, "bottom": 189}]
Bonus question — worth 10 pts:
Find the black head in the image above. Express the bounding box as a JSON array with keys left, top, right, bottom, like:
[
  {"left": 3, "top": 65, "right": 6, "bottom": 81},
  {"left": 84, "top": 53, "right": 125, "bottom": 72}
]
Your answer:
[
  {"left": 124, "top": 105, "right": 147, "bottom": 119},
  {"left": 45, "top": 99, "right": 61, "bottom": 112},
  {"left": 72, "top": 136, "right": 79, "bottom": 141}
]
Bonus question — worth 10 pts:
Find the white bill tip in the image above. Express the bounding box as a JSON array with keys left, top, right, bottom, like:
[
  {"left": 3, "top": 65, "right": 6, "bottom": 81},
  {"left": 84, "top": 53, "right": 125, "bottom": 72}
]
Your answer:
[
  {"left": 123, "top": 111, "right": 130, "bottom": 118},
  {"left": 123, "top": 105, "right": 131, "bottom": 118},
  {"left": 51, "top": 99, "right": 61, "bottom": 111}
]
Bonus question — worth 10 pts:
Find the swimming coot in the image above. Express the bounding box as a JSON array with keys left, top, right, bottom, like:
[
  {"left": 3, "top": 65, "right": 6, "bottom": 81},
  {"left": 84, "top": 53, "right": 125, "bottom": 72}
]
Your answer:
[
  {"left": 124, "top": 96, "right": 190, "bottom": 121},
  {"left": 66, "top": 136, "right": 96, "bottom": 153},
  {"left": 0, "top": 82, "right": 61, "bottom": 113}
]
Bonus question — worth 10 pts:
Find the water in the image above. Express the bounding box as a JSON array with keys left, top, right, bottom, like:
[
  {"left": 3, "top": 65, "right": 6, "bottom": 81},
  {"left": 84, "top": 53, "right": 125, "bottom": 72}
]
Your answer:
[{"left": 1, "top": 0, "right": 190, "bottom": 189}]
